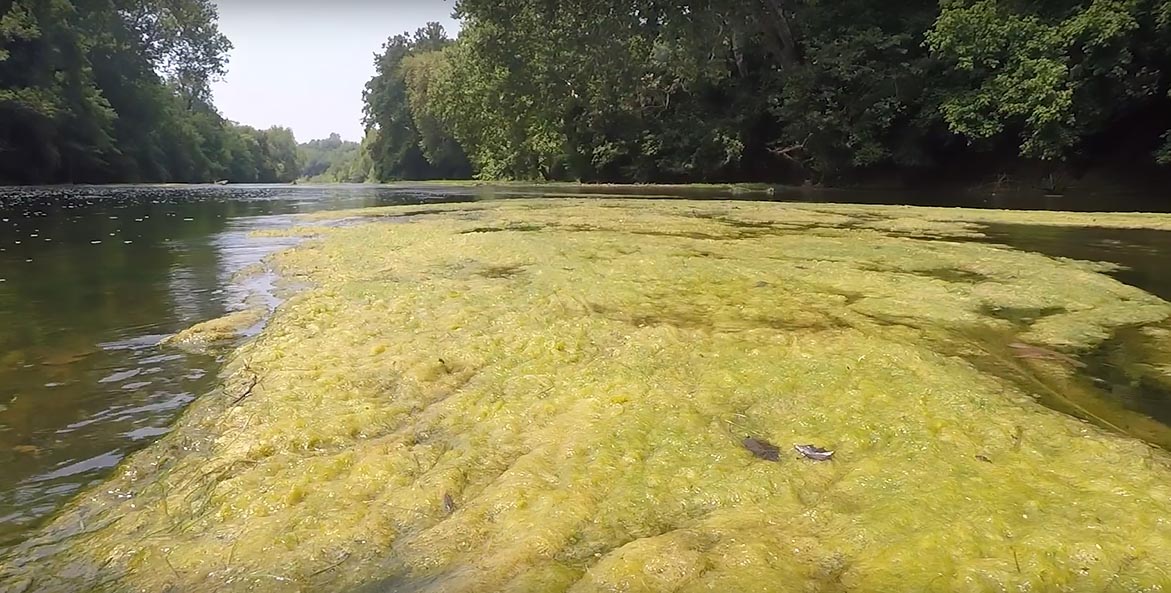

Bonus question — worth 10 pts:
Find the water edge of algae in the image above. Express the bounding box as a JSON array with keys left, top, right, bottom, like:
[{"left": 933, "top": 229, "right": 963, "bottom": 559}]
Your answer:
[
  {"left": 159, "top": 307, "right": 267, "bottom": 352},
  {"left": 3, "top": 198, "right": 1171, "bottom": 593}
]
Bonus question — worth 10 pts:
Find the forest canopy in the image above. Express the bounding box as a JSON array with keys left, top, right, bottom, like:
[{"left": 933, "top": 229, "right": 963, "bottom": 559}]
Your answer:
[
  {"left": 357, "top": 0, "right": 1171, "bottom": 185},
  {"left": 0, "top": 0, "right": 300, "bottom": 184},
  {"left": 298, "top": 133, "right": 371, "bottom": 183},
  {"left": 5, "top": 1, "right": 1171, "bottom": 186}
]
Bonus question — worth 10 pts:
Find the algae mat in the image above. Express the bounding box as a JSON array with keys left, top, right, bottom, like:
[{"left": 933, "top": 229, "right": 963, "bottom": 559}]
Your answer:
[{"left": 4, "top": 199, "right": 1171, "bottom": 592}]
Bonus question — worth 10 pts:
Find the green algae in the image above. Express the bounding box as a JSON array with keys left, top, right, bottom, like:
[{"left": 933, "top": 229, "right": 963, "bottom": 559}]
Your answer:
[
  {"left": 4, "top": 199, "right": 1171, "bottom": 593},
  {"left": 797, "top": 203, "right": 1171, "bottom": 232},
  {"left": 160, "top": 307, "right": 267, "bottom": 352}
]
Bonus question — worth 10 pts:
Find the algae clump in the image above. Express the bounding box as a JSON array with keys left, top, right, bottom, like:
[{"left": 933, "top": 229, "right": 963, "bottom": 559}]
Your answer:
[
  {"left": 160, "top": 307, "right": 267, "bottom": 352},
  {"left": 4, "top": 199, "right": 1171, "bottom": 593}
]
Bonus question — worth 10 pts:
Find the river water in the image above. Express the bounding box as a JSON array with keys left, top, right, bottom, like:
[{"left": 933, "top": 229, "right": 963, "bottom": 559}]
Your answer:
[
  {"left": 0, "top": 184, "right": 477, "bottom": 550},
  {"left": 1, "top": 183, "right": 1170, "bottom": 554}
]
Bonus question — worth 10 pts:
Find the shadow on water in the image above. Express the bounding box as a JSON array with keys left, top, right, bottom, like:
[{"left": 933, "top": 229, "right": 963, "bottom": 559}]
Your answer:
[
  {"left": 961, "top": 325, "right": 1171, "bottom": 451},
  {"left": 483, "top": 183, "right": 1171, "bottom": 213},
  {"left": 1081, "top": 327, "right": 1171, "bottom": 427}
]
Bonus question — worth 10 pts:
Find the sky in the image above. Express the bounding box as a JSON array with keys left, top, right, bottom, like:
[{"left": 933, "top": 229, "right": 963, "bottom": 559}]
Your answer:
[{"left": 210, "top": 1, "right": 461, "bottom": 143}]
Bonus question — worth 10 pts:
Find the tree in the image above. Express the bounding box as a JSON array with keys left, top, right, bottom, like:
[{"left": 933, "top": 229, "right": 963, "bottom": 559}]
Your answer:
[
  {"left": 393, "top": 0, "right": 1171, "bottom": 183},
  {"left": 928, "top": 0, "right": 1171, "bottom": 162},
  {"left": 0, "top": 0, "right": 114, "bottom": 182},
  {"left": 426, "top": 0, "right": 944, "bottom": 181},
  {"left": 0, "top": 0, "right": 299, "bottom": 185},
  {"left": 118, "top": 0, "right": 233, "bottom": 105},
  {"left": 362, "top": 22, "right": 458, "bottom": 181},
  {"left": 298, "top": 133, "right": 371, "bottom": 182},
  {"left": 401, "top": 49, "right": 472, "bottom": 178}
]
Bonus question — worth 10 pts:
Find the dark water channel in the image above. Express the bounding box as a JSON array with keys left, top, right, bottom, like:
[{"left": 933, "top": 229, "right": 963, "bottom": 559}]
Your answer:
[
  {"left": 977, "top": 222, "right": 1171, "bottom": 439},
  {"left": 1, "top": 184, "right": 1170, "bottom": 555}
]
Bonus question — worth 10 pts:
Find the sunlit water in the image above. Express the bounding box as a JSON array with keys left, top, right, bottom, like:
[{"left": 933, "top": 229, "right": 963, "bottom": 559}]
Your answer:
[
  {"left": 0, "top": 185, "right": 476, "bottom": 549},
  {"left": 1, "top": 183, "right": 1171, "bottom": 559}
]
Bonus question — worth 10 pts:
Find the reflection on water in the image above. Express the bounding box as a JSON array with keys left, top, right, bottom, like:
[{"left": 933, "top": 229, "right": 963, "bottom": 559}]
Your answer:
[
  {"left": 979, "top": 223, "right": 1171, "bottom": 302},
  {"left": 0, "top": 185, "right": 476, "bottom": 549}
]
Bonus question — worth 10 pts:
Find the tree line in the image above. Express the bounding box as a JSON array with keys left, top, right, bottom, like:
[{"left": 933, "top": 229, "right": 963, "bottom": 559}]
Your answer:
[
  {"left": 297, "top": 133, "right": 371, "bottom": 183},
  {"left": 7, "top": 1, "right": 1171, "bottom": 187},
  {"left": 357, "top": 1, "right": 1171, "bottom": 185},
  {"left": 0, "top": 0, "right": 300, "bottom": 185}
]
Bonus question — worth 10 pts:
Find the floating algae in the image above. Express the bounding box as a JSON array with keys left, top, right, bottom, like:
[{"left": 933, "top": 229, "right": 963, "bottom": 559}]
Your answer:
[
  {"left": 160, "top": 264, "right": 284, "bottom": 353},
  {"left": 159, "top": 307, "right": 266, "bottom": 352},
  {"left": 5, "top": 199, "right": 1171, "bottom": 592}
]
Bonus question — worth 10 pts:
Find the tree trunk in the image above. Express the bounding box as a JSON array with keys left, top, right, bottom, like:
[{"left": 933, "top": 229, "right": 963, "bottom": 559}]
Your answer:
[
  {"left": 730, "top": 28, "right": 749, "bottom": 78},
  {"left": 757, "top": 0, "right": 801, "bottom": 69}
]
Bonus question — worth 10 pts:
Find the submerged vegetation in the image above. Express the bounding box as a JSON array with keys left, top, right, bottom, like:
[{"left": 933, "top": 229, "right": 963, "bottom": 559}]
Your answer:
[{"left": 5, "top": 199, "right": 1171, "bottom": 592}]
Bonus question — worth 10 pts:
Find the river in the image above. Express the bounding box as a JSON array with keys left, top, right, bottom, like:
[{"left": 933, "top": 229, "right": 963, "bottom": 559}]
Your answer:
[{"left": 1, "top": 183, "right": 1170, "bottom": 557}]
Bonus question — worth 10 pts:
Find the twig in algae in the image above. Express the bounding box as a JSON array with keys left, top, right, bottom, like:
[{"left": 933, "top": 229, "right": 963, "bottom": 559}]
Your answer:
[
  {"left": 227, "top": 537, "right": 239, "bottom": 569},
  {"left": 230, "top": 367, "right": 260, "bottom": 405},
  {"left": 309, "top": 552, "right": 352, "bottom": 577},
  {"left": 162, "top": 552, "right": 182, "bottom": 580},
  {"left": 721, "top": 415, "right": 754, "bottom": 438},
  {"left": 967, "top": 334, "right": 1129, "bottom": 436},
  {"left": 1104, "top": 555, "right": 1139, "bottom": 591}
]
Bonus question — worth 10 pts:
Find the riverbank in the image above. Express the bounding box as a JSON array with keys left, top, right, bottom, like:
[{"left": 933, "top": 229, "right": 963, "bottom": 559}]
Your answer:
[
  {"left": 387, "top": 179, "right": 781, "bottom": 193},
  {"left": 292, "top": 179, "right": 1171, "bottom": 215},
  {"left": 4, "top": 198, "right": 1171, "bottom": 592}
]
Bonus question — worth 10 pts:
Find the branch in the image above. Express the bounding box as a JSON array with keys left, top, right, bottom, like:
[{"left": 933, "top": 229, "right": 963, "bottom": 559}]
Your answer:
[
  {"left": 768, "top": 134, "right": 810, "bottom": 159},
  {"left": 770, "top": 143, "right": 805, "bottom": 156}
]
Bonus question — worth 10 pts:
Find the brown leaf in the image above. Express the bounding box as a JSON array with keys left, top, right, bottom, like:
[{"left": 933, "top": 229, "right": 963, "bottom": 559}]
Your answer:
[
  {"left": 1008, "top": 343, "right": 1086, "bottom": 368},
  {"left": 742, "top": 436, "right": 780, "bottom": 461}
]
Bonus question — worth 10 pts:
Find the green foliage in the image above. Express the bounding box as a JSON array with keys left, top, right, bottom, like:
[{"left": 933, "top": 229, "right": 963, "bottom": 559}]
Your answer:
[
  {"left": 765, "top": 1, "right": 941, "bottom": 174},
  {"left": 358, "top": 1, "right": 1171, "bottom": 183},
  {"left": 401, "top": 50, "right": 472, "bottom": 178},
  {"left": 362, "top": 23, "right": 470, "bottom": 181},
  {"left": 0, "top": 0, "right": 298, "bottom": 184},
  {"left": 298, "top": 133, "right": 370, "bottom": 183},
  {"left": 929, "top": 0, "right": 1171, "bottom": 160},
  {"left": 358, "top": 1, "right": 947, "bottom": 181},
  {"left": 120, "top": 0, "right": 232, "bottom": 105},
  {"left": 8, "top": 0, "right": 1170, "bottom": 185},
  {"left": 1159, "top": 128, "right": 1171, "bottom": 164}
]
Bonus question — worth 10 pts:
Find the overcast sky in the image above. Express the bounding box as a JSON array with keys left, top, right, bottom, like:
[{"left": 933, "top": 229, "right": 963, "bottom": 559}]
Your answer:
[{"left": 210, "top": 1, "right": 461, "bottom": 143}]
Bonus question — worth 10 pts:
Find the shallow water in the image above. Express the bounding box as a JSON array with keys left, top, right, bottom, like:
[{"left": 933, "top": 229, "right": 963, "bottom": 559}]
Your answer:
[
  {"left": 2, "top": 185, "right": 1171, "bottom": 577},
  {"left": 5, "top": 198, "right": 1171, "bottom": 592},
  {"left": 0, "top": 185, "right": 476, "bottom": 548},
  {"left": 970, "top": 223, "right": 1171, "bottom": 439}
]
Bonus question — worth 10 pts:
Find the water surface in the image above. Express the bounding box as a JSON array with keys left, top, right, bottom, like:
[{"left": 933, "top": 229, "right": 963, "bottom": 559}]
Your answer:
[
  {"left": 1, "top": 183, "right": 1170, "bottom": 556},
  {"left": 0, "top": 185, "right": 474, "bottom": 548}
]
